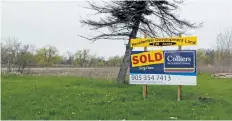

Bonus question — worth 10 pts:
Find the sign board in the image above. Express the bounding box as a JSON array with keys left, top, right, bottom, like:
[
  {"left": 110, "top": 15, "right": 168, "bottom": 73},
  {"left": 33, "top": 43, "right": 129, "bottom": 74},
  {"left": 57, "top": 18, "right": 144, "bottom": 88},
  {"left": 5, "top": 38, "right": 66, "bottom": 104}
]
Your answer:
[
  {"left": 130, "top": 36, "right": 197, "bottom": 47},
  {"left": 129, "top": 50, "right": 196, "bottom": 85}
]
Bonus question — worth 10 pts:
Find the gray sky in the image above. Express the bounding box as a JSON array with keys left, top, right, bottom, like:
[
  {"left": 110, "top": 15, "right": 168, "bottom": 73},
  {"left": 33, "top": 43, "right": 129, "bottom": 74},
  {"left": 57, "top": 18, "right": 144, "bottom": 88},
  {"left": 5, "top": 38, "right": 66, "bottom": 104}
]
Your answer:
[{"left": 2, "top": 0, "right": 232, "bottom": 59}]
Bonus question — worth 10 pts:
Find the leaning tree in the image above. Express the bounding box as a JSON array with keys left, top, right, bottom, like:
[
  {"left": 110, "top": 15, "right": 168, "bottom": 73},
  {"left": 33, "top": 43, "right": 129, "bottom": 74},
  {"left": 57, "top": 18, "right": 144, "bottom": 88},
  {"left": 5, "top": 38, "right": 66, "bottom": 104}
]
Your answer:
[{"left": 79, "top": 0, "right": 202, "bottom": 84}]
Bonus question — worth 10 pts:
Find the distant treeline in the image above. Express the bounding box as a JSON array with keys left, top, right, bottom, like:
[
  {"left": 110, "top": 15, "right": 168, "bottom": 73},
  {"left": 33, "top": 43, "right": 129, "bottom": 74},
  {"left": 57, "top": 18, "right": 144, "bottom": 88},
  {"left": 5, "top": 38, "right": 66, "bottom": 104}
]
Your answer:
[
  {"left": 1, "top": 38, "right": 123, "bottom": 73},
  {"left": 1, "top": 30, "right": 232, "bottom": 74}
]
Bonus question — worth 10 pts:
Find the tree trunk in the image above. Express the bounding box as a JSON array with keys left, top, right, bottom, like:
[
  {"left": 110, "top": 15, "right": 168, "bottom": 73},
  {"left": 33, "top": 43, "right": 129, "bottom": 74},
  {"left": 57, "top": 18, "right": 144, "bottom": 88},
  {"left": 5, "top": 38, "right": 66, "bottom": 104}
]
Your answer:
[{"left": 116, "top": 20, "right": 140, "bottom": 84}]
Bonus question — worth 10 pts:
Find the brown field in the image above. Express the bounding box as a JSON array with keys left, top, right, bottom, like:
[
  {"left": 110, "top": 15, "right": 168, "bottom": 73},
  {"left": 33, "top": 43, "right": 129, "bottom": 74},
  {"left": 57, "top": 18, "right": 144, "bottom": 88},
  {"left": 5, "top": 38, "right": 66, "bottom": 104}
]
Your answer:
[
  {"left": 2, "top": 65, "right": 232, "bottom": 80},
  {"left": 1, "top": 67, "right": 121, "bottom": 80}
]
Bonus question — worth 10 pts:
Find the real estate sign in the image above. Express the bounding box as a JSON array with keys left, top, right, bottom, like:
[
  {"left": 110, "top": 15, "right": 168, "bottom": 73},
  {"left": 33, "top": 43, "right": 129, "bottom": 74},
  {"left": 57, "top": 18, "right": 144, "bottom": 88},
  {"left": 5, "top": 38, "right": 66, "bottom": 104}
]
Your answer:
[{"left": 129, "top": 50, "right": 196, "bottom": 85}]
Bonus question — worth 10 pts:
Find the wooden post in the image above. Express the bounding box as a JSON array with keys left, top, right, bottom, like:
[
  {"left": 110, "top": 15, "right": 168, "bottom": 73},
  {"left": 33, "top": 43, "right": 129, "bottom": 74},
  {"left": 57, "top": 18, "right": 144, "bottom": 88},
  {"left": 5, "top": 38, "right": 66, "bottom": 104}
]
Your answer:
[
  {"left": 143, "top": 33, "right": 148, "bottom": 99},
  {"left": 177, "top": 33, "right": 182, "bottom": 101}
]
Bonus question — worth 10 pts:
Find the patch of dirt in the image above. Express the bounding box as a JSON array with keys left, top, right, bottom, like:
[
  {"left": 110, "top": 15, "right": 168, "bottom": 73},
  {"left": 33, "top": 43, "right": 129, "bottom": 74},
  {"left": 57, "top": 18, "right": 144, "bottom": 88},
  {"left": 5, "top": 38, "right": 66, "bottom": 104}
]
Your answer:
[{"left": 212, "top": 73, "right": 232, "bottom": 78}]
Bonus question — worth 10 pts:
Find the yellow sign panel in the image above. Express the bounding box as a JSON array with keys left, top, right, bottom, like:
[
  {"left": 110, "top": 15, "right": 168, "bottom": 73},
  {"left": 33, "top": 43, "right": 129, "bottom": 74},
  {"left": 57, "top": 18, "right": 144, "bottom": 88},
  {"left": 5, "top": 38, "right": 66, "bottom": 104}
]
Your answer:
[
  {"left": 130, "top": 36, "right": 197, "bottom": 47},
  {"left": 131, "top": 50, "right": 164, "bottom": 67}
]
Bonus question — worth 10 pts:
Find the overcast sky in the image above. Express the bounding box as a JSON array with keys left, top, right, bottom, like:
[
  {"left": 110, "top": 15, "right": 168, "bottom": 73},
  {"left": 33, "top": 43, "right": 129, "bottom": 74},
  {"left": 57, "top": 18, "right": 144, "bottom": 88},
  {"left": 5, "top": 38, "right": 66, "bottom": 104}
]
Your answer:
[{"left": 1, "top": 0, "right": 232, "bottom": 59}]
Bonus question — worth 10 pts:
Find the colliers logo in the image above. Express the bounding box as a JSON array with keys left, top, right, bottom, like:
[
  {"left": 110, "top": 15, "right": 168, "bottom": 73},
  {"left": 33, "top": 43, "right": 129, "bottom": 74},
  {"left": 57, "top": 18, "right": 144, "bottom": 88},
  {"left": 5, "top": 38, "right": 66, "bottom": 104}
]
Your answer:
[
  {"left": 164, "top": 51, "right": 195, "bottom": 73},
  {"left": 167, "top": 55, "right": 191, "bottom": 62}
]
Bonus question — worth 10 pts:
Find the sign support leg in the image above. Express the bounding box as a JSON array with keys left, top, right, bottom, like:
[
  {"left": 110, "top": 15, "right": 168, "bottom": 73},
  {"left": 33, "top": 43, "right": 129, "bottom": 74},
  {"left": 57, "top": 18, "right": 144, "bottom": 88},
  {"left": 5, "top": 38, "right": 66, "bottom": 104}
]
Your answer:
[
  {"left": 177, "top": 33, "right": 182, "bottom": 101},
  {"left": 143, "top": 33, "right": 148, "bottom": 99},
  {"left": 143, "top": 85, "right": 147, "bottom": 99},
  {"left": 177, "top": 85, "right": 182, "bottom": 101}
]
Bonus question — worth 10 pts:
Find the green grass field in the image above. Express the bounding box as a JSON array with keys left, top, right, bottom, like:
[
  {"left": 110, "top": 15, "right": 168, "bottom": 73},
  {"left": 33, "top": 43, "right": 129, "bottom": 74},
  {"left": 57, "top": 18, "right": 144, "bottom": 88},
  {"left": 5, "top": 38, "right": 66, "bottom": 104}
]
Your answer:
[{"left": 1, "top": 74, "right": 232, "bottom": 120}]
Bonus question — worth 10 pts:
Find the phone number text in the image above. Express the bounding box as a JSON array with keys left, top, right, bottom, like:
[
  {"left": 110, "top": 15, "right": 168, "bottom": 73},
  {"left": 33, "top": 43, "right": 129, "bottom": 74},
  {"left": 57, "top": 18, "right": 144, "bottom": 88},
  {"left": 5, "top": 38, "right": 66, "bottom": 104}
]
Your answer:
[{"left": 130, "top": 74, "right": 171, "bottom": 81}]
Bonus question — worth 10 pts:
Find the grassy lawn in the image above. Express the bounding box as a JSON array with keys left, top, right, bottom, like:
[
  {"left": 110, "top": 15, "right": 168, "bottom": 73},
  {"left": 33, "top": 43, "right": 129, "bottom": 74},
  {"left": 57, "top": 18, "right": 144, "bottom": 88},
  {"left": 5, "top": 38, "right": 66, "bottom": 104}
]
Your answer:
[{"left": 1, "top": 74, "right": 232, "bottom": 120}]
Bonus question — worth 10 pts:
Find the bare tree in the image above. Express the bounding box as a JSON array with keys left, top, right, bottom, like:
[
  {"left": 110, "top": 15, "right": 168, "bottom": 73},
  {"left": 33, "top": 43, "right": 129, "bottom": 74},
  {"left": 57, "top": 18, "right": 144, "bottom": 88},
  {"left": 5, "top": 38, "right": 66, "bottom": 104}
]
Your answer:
[
  {"left": 108, "top": 55, "right": 123, "bottom": 67},
  {"left": 1, "top": 38, "right": 36, "bottom": 74},
  {"left": 87, "top": 55, "right": 94, "bottom": 67},
  {"left": 216, "top": 28, "right": 232, "bottom": 65},
  {"left": 65, "top": 51, "right": 75, "bottom": 65},
  {"left": 80, "top": 0, "right": 202, "bottom": 83},
  {"left": 16, "top": 44, "right": 36, "bottom": 74},
  {"left": 96, "top": 56, "right": 106, "bottom": 67},
  {"left": 1, "top": 42, "right": 8, "bottom": 66},
  {"left": 1, "top": 37, "right": 21, "bottom": 72}
]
